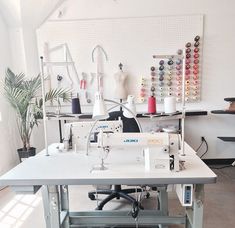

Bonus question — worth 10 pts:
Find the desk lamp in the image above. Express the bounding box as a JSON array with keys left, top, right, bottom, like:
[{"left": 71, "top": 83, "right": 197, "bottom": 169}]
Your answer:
[
  {"left": 88, "top": 94, "right": 142, "bottom": 170},
  {"left": 123, "top": 95, "right": 136, "bottom": 118},
  {"left": 92, "top": 92, "right": 109, "bottom": 120},
  {"left": 93, "top": 94, "right": 137, "bottom": 120}
]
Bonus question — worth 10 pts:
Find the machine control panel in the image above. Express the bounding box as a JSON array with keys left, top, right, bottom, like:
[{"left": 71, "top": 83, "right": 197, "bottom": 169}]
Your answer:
[{"left": 176, "top": 184, "right": 193, "bottom": 206}]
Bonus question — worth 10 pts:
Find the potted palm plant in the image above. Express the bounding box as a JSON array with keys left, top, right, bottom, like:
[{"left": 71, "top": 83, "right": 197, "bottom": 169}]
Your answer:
[{"left": 3, "top": 68, "right": 71, "bottom": 162}]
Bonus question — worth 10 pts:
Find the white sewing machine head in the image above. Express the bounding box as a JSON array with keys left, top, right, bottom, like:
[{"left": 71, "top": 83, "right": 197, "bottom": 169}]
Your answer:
[
  {"left": 97, "top": 131, "right": 181, "bottom": 172},
  {"left": 63, "top": 120, "right": 123, "bottom": 150}
]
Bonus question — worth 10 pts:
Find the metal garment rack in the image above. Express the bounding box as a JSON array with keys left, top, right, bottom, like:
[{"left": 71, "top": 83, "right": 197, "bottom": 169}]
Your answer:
[
  {"left": 46, "top": 110, "right": 207, "bottom": 144},
  {"left": 43, "top": 42, "right": 80, "bottom": 90},
  {"left": 39, "top": 50, "right": 81, "bottom": 153}
]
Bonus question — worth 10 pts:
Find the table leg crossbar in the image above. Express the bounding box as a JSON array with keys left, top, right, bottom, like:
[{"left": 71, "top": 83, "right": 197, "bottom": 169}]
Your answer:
[
  {"left": 69, "top": 211, "right": 185, "bottom": 227},
  {"left": 42, "top": 184, "right": 204, "bottom": 228}
]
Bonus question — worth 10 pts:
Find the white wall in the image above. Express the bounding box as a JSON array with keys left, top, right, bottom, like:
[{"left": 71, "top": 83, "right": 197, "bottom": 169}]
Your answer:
[
  {"left": 0, "top": 13, "right": 21, "bottom": 175},
  {"left": 35, "top": 0, "right": 235, "bottom": 159},
  {"left": 0, "top": 0, "right": 67, "bottom": 172},
  {"left": 1, "top": 0, "right": 233, "bottom": 160}
]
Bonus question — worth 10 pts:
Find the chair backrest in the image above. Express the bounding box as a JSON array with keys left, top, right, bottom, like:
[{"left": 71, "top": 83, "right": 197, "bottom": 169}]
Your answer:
[{"left": 107, "top": 111, "right": 140, "bottom": 133}]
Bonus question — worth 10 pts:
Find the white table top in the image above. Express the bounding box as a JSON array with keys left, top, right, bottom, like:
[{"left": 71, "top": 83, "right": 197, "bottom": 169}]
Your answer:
[{"left": 0, "top": 143, "right": 216, "bottom": 186}]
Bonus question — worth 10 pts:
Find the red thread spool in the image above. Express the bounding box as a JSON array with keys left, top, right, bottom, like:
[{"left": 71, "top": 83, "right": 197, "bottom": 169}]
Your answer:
[
  {"left": 185, "top": 64, "right": 191, "bottom": 69},
  {"left": 193, "top": 70, "right": 199, "bottom": 75},
  {"left": 193, "top": 64, "right": 199, "bottom": 69},
  {"left": 186, "top": 48, "right": 191, "bottom": 53},
  {"left": 148, "top": 96, "right": 156, "bottom": 114},
  {"left": 186, "top": 69, "right": 191, "bottom": 75}
]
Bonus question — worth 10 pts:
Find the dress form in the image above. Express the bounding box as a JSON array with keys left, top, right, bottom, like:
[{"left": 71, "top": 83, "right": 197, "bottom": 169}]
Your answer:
[{"left": 113, "top": 63, "right": 128, "bottom": 100}]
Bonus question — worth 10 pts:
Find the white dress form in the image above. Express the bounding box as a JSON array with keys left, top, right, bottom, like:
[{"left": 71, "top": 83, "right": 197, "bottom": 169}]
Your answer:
[{"left": 113, "top": 64, "right": 128, "bottom": 100}]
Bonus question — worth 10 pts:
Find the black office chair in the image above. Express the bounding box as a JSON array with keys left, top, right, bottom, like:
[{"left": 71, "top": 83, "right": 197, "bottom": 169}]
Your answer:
[{"left": 88, "top": 111, "right": 146, "bottom": 210}]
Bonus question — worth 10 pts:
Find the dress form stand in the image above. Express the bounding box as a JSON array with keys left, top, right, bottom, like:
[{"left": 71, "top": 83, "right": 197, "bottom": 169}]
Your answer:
[
  {"left": 114, "top": 63, "right": 128, "bottom": 111},
  {"left": 114, "top": 63, "right": 128, "bottom": 106}
]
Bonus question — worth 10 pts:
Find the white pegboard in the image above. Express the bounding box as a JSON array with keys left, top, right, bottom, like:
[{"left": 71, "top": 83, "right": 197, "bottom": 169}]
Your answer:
[{"left": 37, "top": 14, "right": 204, "bottom": 106}]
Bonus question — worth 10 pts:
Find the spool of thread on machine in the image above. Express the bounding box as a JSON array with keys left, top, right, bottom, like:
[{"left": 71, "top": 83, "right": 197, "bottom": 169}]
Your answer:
[
  {"left": 148, "top": 96, "right": 156, "bottom": 114},
  {"left": 72, "top": 98, "right": 81, "bottom": 114},
  {"left": 164, "top": 96, "right": 176, "bottom": 114}
]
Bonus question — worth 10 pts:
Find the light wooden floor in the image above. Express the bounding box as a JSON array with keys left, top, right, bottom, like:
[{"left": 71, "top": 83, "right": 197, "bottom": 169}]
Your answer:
[{"left": 0, "top": 166, "right": 234, "bottom": 228}]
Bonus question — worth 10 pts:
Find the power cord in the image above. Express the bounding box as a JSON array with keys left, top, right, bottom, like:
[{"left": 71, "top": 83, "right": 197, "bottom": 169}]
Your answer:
[
  {"left": 196, "top": 137, "right": 235, "bottom": 169},
  {"left": 196, "top": 141, "right": 204, "bottom": 152},
  {"left": 196, "top": 137, "right": 209, "bottom": 158},
  {"left": 200, "top": 138, "right": 208, "bottom": 158}
]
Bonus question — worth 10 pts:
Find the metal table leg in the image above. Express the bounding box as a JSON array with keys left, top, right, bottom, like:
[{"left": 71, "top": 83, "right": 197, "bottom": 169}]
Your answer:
[
  {"left": 186, "top": 184, "right": 204, "bottom": 228},
  {"left": 42, "top": 186, "right": 51, "bottom": 228},
  {"left": 158, "top": 186, "right": 169, "bottom": 228},
  {"left": 60, "top": 185, "right": 70, "bottom": 228},
  {"left": 42, "top": 185, "right": 61, "bottom": 228}
]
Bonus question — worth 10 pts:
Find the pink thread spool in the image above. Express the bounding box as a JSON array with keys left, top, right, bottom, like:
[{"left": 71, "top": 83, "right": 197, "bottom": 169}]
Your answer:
[
  {"left": 176, "top": 71, "right": 182, "bottom": 76},
  {"left": 148, "top": 96, "right": 156, "bottom": 114},
  {"left": 185, "top": 75, "right": 190, "bottom": 80}
]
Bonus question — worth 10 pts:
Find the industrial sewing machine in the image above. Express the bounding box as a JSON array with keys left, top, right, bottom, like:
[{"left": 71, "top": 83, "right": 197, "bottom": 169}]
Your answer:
[
  {"left": 63, "top": 120, "right": 123, "bottom": 150},
  {"left": 97, "top": 131, "right": 181, "bottom": 172},
  {"left": 63, "top": 120, "right": 192, "bottom": 207},
  {"left": 96, "top": 131, "right": 194, "bottom": 206}
]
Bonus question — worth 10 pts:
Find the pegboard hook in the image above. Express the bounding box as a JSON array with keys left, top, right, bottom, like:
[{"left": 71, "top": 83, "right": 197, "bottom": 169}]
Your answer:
[{"left": 91, "top": 45, "right": 108, "bottom": 62}]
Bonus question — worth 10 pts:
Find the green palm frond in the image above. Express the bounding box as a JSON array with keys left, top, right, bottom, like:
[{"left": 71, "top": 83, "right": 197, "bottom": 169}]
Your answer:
[
  {"left": 44, "top": 88, "right": 71, "bottom": 103},
  {"left": 4, "top": 87, "right": 30, "bottom": 117},
  {"left": 22, "top": 75, "right": 41, "bottom": 97},
  {"left": 3, "top": 68, "right": 71, "bottom": 149},
  {"left": 5, "top": 68, "right": 25, "bottom": 88}
]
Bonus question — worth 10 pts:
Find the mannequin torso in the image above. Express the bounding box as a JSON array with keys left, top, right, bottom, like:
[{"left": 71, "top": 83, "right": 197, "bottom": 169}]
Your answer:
[{"left": 113, "top": 70, "right": 128, "bottom": 99}]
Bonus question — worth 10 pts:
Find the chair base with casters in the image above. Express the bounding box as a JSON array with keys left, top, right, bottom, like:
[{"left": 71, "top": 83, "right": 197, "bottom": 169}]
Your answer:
[{"left": 88, "top": 185, "right": 149, "bottom": 210}]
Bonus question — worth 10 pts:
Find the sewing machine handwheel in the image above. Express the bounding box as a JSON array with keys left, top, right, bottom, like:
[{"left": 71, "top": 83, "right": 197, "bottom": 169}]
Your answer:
[{"left": 88, "top": 193, "right": 96, "bottom": 200}]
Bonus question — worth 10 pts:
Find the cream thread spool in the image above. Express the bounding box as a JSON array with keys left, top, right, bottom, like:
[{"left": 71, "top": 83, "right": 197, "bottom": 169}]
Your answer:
[
  {"left": 164, "top": 96, "right": 176, "bottom": 114},
  {"left": 176, "top": 97, "right": 181, "bottom": 102}
]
